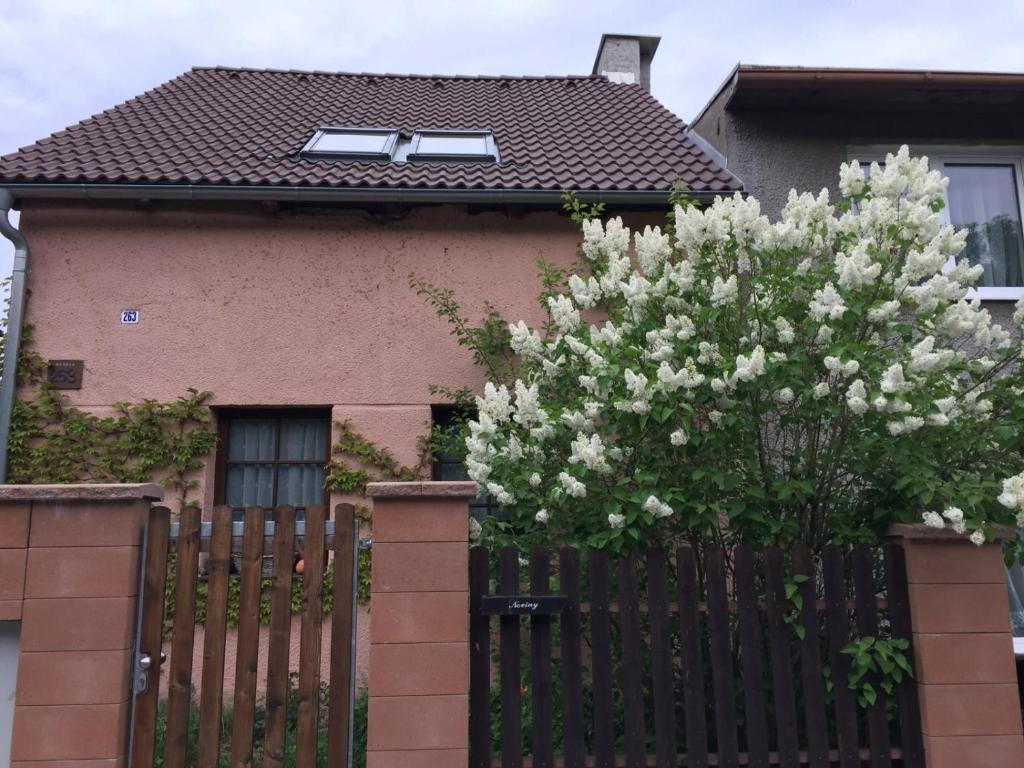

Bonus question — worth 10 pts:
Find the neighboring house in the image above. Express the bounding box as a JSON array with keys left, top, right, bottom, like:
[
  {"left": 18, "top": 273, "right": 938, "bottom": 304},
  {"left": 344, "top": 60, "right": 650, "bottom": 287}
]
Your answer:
[
  {"left": 690, "top": 65, "right": 1024, "bottom": 324},
  {"left": 0, "top": 34, "right": 739, "bottom": 519},
  {"left": 690, "top": 63, "right": 1024, "bottom": 665}
]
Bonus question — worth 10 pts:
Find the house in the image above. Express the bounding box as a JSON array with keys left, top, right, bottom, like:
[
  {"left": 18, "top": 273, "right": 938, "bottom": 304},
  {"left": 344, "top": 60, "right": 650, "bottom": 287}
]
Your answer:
[
  {"left": 689, "top": 62, "right": 1024, "bottom": 676},
  {"left": 0, "top": 34, "right": 740, "bottom": 519}
]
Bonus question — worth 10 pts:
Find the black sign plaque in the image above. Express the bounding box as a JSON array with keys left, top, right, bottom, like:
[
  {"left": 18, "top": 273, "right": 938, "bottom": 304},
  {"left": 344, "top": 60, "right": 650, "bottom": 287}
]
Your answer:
[
  {"left": 46, "top": 359, "right": 84, "bottom": 390},
  {"left": 481, "top": 595, "right": 568, "bottom": 616}
]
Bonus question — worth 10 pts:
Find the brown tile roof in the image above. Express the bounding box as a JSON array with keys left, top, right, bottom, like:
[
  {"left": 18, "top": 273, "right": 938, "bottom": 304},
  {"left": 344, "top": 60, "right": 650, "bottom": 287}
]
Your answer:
[{"left": 0, "top": 67, "right": 740, "bottom": 195}]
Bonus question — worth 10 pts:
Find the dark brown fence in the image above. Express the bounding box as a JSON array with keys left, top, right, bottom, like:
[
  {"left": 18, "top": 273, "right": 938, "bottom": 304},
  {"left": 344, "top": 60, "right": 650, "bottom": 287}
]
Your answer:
[
  {"left": 129, "top": 503, "right": 358, "bottom": 768},
  {"left": 469, "top": 543, "right": 924, "bottom": 768}
]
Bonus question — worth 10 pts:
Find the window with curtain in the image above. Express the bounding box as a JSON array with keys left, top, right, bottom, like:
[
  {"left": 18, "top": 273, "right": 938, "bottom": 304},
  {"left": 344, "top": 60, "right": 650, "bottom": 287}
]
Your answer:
[
  {"left": 945, "top": 163, "right": 1024, "bottom": 290},
  {"left": 216, "top": 409, "right": 330, "bottom": 519}
]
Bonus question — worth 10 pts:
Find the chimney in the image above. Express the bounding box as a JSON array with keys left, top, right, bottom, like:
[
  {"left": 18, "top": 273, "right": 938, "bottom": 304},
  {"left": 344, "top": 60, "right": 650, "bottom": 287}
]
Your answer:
[{"left": 592, "top": 33, "right": 660, "bottom": 91}]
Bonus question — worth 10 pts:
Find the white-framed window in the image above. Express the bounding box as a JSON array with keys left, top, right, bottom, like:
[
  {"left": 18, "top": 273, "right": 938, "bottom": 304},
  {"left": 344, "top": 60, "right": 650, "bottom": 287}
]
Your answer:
[{"left": 848, "top": 145, "right": 1024, "bottom": 301}]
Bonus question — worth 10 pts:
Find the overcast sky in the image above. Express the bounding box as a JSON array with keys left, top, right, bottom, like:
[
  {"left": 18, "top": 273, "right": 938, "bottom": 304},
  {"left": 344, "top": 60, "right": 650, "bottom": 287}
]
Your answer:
[{"left": 1, "top": 0, "right": 1022, "bottom": 280}]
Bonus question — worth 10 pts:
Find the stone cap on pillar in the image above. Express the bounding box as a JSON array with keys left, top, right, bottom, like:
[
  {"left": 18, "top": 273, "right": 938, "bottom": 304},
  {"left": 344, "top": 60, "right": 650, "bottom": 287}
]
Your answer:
[
  {"left": 365, "top": 481, "right": 477, "bottom": 499},
  {"left": 887, "top": 522, "right": 1016, "bottom": 541},
  {"left": 0, "top": 483, "right": 164, "bottom": 502}
]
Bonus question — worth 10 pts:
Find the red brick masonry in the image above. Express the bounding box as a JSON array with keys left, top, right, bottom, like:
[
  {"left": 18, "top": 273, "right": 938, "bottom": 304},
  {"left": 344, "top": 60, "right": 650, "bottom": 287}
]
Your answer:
[
  {"left": 364, "top": 481, "right": 476, "bottom": 768},
  {"left": 0, "top": 483, "right": 162, "bottom": 768},
  {"left": 889, "top": 524, "right": 1024, "bottom": 768}
]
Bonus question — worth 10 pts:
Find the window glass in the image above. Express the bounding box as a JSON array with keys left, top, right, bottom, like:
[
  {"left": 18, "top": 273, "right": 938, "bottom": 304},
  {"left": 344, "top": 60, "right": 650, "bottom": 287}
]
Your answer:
[
  {"left": 310, "top": 130, "right": 393, "bottom": 155},
  {"left": 416, "top": 133, "right": 488, "bottom": 157},
  {"left": 946, "top": 164, "right": 1024, "bottom": 288},
  {"left": 219, "top": 412, "right": 329, "bottom": 516},
  {"left": 227, "top": 419, "right": 275, "bottom": 461}
]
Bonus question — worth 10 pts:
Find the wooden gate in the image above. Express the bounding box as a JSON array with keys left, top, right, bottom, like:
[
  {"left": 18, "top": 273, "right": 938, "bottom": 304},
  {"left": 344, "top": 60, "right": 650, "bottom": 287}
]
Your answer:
[
  {"left": 470, "top": 543, "right": 925, "bottom": 768},
  {"left": 128, "top": 503, "right": 359, "bottom": 768}
]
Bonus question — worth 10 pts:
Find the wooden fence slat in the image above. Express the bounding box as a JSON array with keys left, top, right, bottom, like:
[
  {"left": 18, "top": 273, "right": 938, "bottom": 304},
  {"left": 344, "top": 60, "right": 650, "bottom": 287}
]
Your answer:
[
  {"left": 822, "top": 545, "right": 859, "bottom": 768},
  {"left": 197, "top": 506, "right": 233, "bottom": 768},
  {"left": 470, "top": 546, "right": 492, "bottom": 768},
  {"left": 589, "top": 549, "right": 615, "bottom": 768},
  {"left": 618, "top": 553, "right": 646, "bottom": 768},
  {"left": 164, "top": 505, "right": 202, "bottom": 768},
  {"left": 559, "top": 547, "right": 585, "bottom": 768},
  {"left": 705, "top": 548, "right": 740, "bottom": 768},
  {"left": 500, "top": 546, "right": 524, "bottom": 768},
  {"left": 734, "top": 545, "right": 770, "bottom": 768},
  {"left": 677, "top": 546, "right": 708, "bottom": 768},
  {"left": 530, "top": 549, "right": 554, "bottom": 768},
  {"left": 884, "top": 542, "right": 925, "bottom": 768},
  {"left": 764, "top": 547, "right": 800, "bottom": 768},
  {"left": 327, "top": 504, "right": 357, "bottom": 768},
  {"left": 129, "top": 506, "right": 170, "bottom": 768},
  {"left": 791, "top": 546, "right": 830, "bottom": 768},
  {"left": 295, "top": 505, "right": 327, "bottom": 768},
  {"left": 647, "top": 548, "right": 678, "bottom": 768},
  {"left": 852, "top": 544, "right": 892, "bottom": 768},
  {"left": 230, "top": 506, "right": 265, "bottom": 768},
  {"left": 264, "top": 505, "right": 297, "bottom": 768}
]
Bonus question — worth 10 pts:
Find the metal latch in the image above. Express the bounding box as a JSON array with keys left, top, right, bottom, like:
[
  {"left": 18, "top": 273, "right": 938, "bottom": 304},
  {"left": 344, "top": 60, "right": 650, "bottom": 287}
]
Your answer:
[{"left": 132, "top": 650, "right": 165, "bottom": 694}]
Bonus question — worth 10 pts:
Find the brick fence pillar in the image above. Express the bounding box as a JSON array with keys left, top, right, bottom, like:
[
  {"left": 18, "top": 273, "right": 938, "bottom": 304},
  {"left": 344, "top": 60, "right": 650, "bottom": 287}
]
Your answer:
[
  {"left": 0, "top": 483, "right": 162, "bottom": 768},
  {"left": 889, "top": 523, "right": 1024, "bottom": 768},
  {"left": 365, "top": 481, "right": 476, "bottom": 768}
]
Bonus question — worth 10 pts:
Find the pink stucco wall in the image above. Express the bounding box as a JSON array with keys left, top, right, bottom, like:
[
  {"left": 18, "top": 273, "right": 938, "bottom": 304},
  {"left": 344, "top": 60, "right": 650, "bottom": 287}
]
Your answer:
[{"left": 19, "top": 200, "right": 598, "bottom": 511}]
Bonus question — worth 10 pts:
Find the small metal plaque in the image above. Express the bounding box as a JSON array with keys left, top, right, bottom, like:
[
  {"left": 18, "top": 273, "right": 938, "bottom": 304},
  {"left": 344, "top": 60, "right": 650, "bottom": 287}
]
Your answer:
[
  {"left": 121, "top": 309, "right": 139, "bottom": 324},
  {"left": 46, "top": 359, "right": 84, "bottom": 389},
  {"left": 481, "top": 595, "right": 568, "bottom": 616}
]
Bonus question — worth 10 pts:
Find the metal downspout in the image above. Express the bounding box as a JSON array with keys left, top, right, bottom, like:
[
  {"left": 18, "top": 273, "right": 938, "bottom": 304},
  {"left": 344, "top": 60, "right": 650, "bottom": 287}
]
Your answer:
[{"left": 0, "top": 189, "right": 28, "bottom": 483}]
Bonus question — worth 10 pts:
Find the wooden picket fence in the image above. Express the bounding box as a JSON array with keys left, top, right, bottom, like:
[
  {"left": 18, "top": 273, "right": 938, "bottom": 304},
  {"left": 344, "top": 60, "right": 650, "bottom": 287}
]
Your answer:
[
  {"left": 470, "top": 543, "right": 924, "bottom": 768},
  {"left": 129, "top": 503, "right": 359, "bottom": 768}
]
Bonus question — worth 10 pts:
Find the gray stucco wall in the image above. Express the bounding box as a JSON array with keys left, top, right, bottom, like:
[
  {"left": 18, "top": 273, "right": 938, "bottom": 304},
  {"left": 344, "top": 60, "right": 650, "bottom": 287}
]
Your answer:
[{"left": 692, "top": 98, "right": 1024, "bottom": 321}]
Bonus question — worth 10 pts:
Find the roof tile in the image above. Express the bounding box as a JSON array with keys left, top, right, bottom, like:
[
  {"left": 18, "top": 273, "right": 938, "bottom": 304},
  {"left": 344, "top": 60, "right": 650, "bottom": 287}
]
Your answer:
[{"left": 0, "top": 67, "right": 741, "bottom": 193}]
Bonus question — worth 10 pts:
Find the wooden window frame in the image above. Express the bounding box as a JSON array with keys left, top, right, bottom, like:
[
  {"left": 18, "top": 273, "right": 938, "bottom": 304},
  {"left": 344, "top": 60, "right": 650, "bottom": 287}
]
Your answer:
[{"left": 214, "top": 407, "right": 332, "bottom": 511}]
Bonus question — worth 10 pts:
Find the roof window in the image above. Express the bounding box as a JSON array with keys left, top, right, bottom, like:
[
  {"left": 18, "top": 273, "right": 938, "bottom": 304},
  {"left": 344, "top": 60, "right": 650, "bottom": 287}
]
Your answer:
[
  {"left": 408, "top": 130, "right": 498, "bottom": 162},
  {"left": 301, "top": 127, "right": 399, "bottom": 160}
]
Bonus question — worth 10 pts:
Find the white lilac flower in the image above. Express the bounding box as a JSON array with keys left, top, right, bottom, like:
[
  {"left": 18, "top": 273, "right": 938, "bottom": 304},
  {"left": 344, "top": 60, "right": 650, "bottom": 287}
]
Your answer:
[
  {"left": 535, "top": 509, "right": 549, "bottom": 524},
  {"left": 774, "top": 387, "right": 795, "bottom": 404},
  {"left": 608, "top": 513, "right": 626, "bottom": 529},
  {"left": 477, "top": 383, "right": 512, "bottom": 423},
  {"left": 774, "top": 316, "right": 796, "bottom": 344},
  {"left": 558, "top": 471, "right": 587, "bottom": 498},
  {"left": 733, "top": 346, "right": 766, "bottom": 383},
  {"left": 547, "top": 294, "right": 581, "bottom": 333},
  {"left": 513, "top": 381, "right": 545, "bottom": 428},
  {"left": 943, "top": 507, "right": 966, "bottom": 535},
  {"left": 813, "top": 382, "right": 830, "bottom": 400},
  {"left": 809, "top": 282, "right": 847, "bottom": 321},
  {"left": 998, "top": 472, "right": 1024, "bottom": 512},
  {"left": 568, "top": 432, "right": 611, "bottom": 473},
  {"left": 921, "top": 511, "right": 945, "bottom": 529},
  {"left": 529, "top": 473, "right": 542, "bottom": 488},
  {"left": 707, "top": 410, "right": 723, "bottom": 426},
  {"left": 711, "top": 274, "right": 739, "bottom": 305},
  {"left": 880, "top": 364, "right": 910, "bottom": 394},
  {"left": 634, "top": 225, "right": 672, "bottom": 275},
  {"left": 868, "top": 301, "right": 901, "bottom": 323},
  {"left": 670, "top": 428, "right": 689, "bottom": 446},
  {"left": 642, "top": 495, "right": 674, "bottom": 519},
  {"left": 568, "top": 274, "right": 602, "bottom": 309},
  {"left": 815, "top": 325, "right": 833, "bottom": 344},
  {"left": 908, "top": 336, "right": 955, "bottom": 375},
  {"left": 835, "top": 244, "right": 882, "bottom": 290},
  {"left": 469, "top": 517, "right": 483, "bottom": 542},
  {"left": 845, "top": 379, "right": 869, "bottom": 415},
  {"left": 509, "top": 321, "right": 544, "bottom": 360},
  {"left": 970, "top": 529, "right": 986, "bottom": 546}
]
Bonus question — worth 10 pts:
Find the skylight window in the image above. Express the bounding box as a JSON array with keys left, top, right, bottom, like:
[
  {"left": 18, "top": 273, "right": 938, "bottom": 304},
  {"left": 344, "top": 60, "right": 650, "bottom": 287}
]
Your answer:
[
  {"left": 408, "top": 130, "right": 498, "bottom": 162},
  {"left": 301, "top": 127, "right": 399, "bottom": 159}
]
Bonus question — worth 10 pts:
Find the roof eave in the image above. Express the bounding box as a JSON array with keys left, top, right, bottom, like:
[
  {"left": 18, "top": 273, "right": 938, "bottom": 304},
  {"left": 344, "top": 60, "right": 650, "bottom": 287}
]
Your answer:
[{"left": 0, "top": 182, "right": 732, "bottom": 206}]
